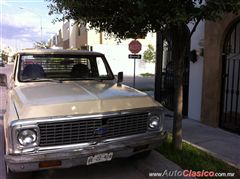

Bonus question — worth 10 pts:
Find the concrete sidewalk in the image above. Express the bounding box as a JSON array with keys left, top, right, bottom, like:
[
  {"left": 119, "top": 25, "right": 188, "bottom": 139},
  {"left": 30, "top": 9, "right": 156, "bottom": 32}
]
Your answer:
[{"left": 165, "top": 117, "right": 240, "bottom": 169}]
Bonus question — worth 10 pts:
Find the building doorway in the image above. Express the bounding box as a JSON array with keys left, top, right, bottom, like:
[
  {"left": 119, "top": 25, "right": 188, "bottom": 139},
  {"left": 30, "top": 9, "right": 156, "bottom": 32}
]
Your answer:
[{"left": 221, "top": 20, "right": 240, "bottom": 134}]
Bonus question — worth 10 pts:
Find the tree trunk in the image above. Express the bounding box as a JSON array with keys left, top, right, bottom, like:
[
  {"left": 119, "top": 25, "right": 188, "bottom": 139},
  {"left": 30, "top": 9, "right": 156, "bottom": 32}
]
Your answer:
[{"left": 171, "top": 24, "right": 189, "bottom": 150}]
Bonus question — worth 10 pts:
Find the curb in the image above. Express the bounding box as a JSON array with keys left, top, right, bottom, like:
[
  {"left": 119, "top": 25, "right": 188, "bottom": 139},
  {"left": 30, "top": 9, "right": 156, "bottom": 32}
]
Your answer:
[
  {"left": 182, "top": 139, "right": 240, "bottom": 170},
  {"left": 166, "top": 132, "right": 240, "bottom": 170}
]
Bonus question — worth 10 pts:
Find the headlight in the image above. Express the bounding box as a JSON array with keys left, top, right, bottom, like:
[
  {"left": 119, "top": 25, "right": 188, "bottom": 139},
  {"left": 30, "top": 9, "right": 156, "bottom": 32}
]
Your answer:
[
  {"left": 148, "top": 115, "right": 160, "bottom": 130},
  {"left": 17, "top": 129, "right": 37, "bottom": 146}
]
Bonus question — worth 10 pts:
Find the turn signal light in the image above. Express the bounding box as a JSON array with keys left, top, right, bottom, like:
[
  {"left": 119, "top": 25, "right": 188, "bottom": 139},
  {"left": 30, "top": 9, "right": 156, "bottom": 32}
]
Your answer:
[{"left": 39, "top": 160, "right": 61, "bottom": 168}]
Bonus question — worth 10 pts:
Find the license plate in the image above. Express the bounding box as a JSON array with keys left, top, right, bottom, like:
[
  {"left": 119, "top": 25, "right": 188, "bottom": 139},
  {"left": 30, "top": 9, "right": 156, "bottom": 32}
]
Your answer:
[{"left": 87, "top": 152, "right": 113, "bottom": 165}]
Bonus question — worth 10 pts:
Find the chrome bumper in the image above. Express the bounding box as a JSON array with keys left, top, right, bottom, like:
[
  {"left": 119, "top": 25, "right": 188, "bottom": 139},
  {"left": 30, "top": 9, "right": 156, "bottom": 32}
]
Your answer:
[{"left": 5, "top": 131, "right": 167, "bottom": 172}]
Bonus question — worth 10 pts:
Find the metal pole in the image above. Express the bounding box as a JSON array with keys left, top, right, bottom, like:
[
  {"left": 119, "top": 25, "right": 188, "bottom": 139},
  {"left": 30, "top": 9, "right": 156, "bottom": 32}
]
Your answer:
[
  {"left": 40, "top": 16, "right": 43, "bottom": 42},
  {"left": 133, "top": 58, "right": 136, "bottom": 88},
  {"left": 154, "top": 31, "right": 163, "bottom": 102}
]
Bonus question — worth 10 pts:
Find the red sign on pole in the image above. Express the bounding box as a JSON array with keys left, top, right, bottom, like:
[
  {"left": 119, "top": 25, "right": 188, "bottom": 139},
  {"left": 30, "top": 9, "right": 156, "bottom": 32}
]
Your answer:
[{"left": 128, "top": 40, "right": 142, "bottom": 54}]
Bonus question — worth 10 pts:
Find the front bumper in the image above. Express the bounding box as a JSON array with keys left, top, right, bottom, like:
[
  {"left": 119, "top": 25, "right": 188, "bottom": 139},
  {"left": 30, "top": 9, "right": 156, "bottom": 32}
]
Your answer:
[{"left": 5, "top": 131, "right": 167, "bottom": 172}]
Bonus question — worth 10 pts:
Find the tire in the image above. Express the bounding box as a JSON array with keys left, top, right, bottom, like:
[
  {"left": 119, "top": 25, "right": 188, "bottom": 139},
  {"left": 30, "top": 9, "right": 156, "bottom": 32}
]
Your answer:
[{"left": 7, "top": 169, "right": 32, "bottom": 179}]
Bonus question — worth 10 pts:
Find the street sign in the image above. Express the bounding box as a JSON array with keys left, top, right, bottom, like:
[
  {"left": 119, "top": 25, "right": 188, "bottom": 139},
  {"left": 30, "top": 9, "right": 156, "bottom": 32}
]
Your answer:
[
  {"left": 128, "top": 54, "right": 142, "bottom": 59},
  {"left": 128, "top": 53, "right": 142, "bottom": 88},
  {"left": 128, "top": 40, "right": 142, "bottom": 54}
]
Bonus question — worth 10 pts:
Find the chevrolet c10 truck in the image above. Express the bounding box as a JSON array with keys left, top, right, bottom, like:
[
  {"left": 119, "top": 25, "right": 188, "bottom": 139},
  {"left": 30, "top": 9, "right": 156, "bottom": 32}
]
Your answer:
[{"left": 0, "top": 49, "right": 167, "bottom": 179}]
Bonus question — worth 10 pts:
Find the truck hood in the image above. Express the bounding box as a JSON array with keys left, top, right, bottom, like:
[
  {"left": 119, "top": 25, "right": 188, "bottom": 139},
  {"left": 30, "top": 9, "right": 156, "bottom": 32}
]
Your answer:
[{"left": 12, "top": 81, "right": 160, "bottom": 119}]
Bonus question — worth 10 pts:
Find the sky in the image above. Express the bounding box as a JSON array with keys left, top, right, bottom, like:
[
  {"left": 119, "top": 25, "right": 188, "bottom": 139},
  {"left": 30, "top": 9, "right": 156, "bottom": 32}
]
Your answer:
[{"left": 0, "top": 0, "right": 62, "bottom": 51}]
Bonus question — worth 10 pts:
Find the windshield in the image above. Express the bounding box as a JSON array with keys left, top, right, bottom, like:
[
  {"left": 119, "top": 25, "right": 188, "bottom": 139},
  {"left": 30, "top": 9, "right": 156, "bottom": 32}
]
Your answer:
[{"left": 18, "top": 54, "right": 114, "bottom": 82}]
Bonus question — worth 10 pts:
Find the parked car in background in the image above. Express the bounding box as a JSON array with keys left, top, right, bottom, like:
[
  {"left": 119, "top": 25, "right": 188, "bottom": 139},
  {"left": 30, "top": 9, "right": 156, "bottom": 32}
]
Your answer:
[
  {"left": 0, "top": 49, "right": 167, "bottom": 179},
  {"left": 0, "top": 58, "right": 5, "bottom": 67}
]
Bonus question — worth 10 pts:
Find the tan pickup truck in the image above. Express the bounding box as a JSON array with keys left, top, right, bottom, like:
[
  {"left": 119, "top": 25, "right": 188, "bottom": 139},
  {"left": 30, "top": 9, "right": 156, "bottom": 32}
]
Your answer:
[{"left": 0, "top": 49, "right": 166, "bottom": 179}]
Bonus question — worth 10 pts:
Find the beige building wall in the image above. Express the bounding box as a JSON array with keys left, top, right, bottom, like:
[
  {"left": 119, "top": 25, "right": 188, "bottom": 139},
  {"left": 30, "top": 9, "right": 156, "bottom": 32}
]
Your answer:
[
  {"left": 87, "top": 28, "right": 102, "bottom": 45},
  {"left": 53, "top": 21, "right": 156, "bottom": 50},
  {"left": 62, "top": 21, "right": 70, "bottom": 49},
  {"left": 62, "top": 21, "right": 70, "bottom": 42},
  {"left": 57, "top": 29, "right": 63, "bottom": 47},
  {"left": 87, "top": 24, "right": 156, "bottom": 47},
  {"left": 69, "top": 20, "right": 77, "bottom": 48},
  {"left": 76, "top": 26, "right": 88, "bottom": 49}
]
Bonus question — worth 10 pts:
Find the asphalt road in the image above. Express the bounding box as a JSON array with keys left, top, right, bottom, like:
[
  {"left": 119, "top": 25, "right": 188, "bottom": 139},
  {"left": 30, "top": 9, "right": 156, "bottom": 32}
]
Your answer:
[
  {"left": 122, "top": 76, "right": 155, "bottom": 90},
  {"left": 0, "top": 64, "right": 185, "bottom": 179},
  {"left": 32, "top": 151, "right": 184, "bottom": 179},
  {"left": 0, "top": 64, "right": 12, "bottom": 179},
  {"left": 0, "top": 64, "right": 12, "bottom": 117}
]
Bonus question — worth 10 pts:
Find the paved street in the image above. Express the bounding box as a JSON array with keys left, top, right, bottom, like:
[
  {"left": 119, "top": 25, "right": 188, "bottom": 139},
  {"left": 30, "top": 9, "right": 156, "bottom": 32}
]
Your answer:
[
  {"left": 0, "top": 119, "right": 6, "bottom": 179},
  {"left": 122, "top": 76, "right": 155, "bottom": 90},
  {"left": 0, "top": 65, "right": 184, "bottom": 179},
  {"left": 33, "top": 151, "right": 183, "bottom": 179},
  {"left": 0, "top": 64, "right": 12, "bottom": 179},
  {"left": 0, "top": 64, "right": 12, "bottom": 117}
]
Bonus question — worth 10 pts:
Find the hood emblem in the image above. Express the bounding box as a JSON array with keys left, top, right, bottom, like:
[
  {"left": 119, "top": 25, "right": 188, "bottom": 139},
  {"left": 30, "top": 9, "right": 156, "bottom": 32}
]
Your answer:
[{"left": 95, "top": 125, "right": 108, "bottom": 135}]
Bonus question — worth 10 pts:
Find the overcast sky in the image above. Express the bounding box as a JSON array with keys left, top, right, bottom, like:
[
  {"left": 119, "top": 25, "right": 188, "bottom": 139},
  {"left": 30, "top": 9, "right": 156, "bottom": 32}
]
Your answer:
[{"left": 0, "top": 0, "right": 62, "bottom": 51}]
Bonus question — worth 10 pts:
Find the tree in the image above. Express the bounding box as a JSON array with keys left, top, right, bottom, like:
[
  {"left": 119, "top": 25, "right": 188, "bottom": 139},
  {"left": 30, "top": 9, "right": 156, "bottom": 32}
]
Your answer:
[
  {"left": 143, "top": 44, "right": 155, "bottom": 63},
  {"left": 47, "top": 0, "right": 240, "bottom": 150}
]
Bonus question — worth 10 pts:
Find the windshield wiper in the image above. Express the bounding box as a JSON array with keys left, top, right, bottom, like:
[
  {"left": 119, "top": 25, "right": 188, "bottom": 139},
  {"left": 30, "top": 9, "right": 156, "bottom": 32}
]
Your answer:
[{"left": 21, "top": 78, "right": 62, "bottom": 83}]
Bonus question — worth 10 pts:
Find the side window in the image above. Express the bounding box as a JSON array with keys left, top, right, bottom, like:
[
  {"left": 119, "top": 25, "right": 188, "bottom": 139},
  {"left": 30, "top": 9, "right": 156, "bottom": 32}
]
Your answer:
[{"left": 96, "top": 57, "right": 108, "bottom": 77}]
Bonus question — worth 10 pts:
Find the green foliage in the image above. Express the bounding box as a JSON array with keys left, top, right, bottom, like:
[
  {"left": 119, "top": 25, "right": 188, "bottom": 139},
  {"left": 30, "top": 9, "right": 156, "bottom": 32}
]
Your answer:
[
  {"left": 143, "top": 44, "right": 155, "bottom": 63},
  {"left": 1, "top": 53, "right": 8, "bottom": 62},
  {"left": 47, "top": 0, "right": 240, "bottom": 39},
  {"left": 140, "top": 72, "right": 154, "bottom": 77}
]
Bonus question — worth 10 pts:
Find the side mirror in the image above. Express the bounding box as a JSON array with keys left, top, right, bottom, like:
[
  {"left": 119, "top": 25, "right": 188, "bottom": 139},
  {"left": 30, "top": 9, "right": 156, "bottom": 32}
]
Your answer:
[
  {"left": 0, "top": 73, "right": 7, "bottom": 87},
  {"left": 117, "top": 72, "right": 123, "bottom": 84}
]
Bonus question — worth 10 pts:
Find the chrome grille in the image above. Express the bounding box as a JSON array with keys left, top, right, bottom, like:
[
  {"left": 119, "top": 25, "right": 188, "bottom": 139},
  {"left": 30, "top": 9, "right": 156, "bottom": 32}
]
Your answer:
[{"left": 38, "top": 113, "right": 148, "bottom": 147}]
